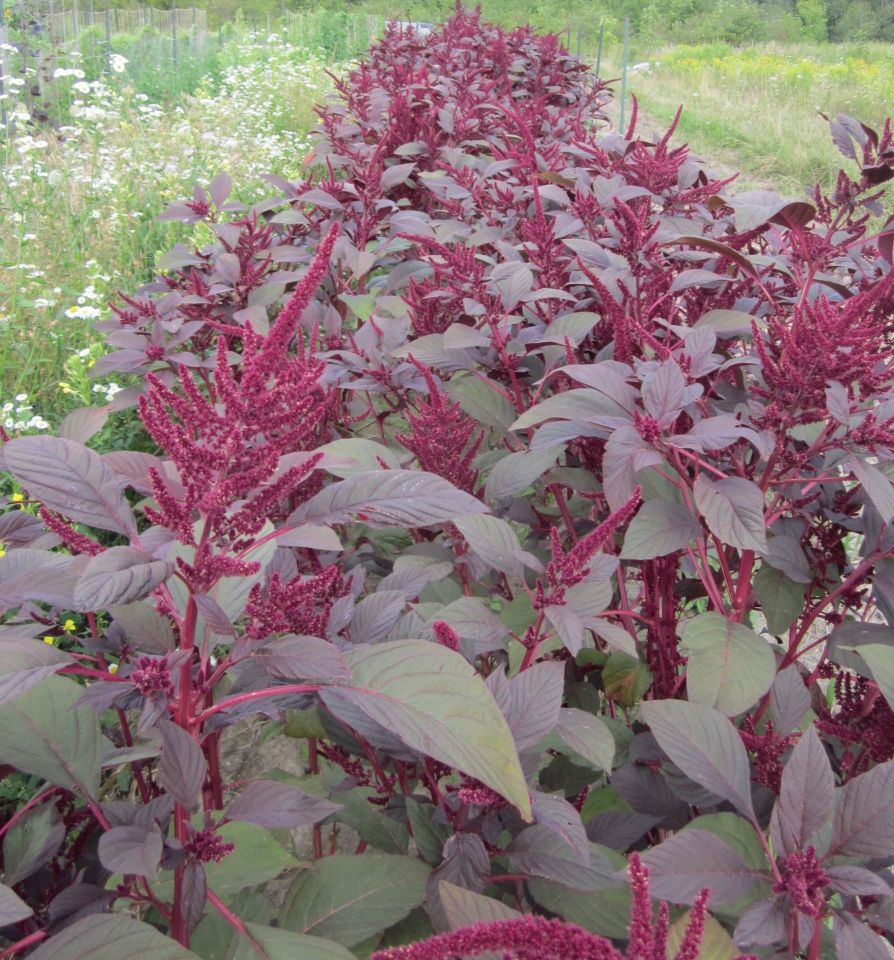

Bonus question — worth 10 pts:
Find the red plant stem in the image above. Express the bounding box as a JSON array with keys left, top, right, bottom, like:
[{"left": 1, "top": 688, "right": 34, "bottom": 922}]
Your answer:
[
  {"left": 171, "top": 593, "right": 200, "bottom": 948},
  {"left": 711, "top": 536, "right": 736, "bottom": 600},
  {"left": 355, "top": 731, "right": 392, "bottom": 794},
  {"left": 0, "top": 931, "right": 47, "bottom": 959},
  {"left": 197, "top": 684, "right": 321, "bottom": 724},
  {"left": 672, "top": 446, "right": 728, "bottom": 479},
  {"left": 204, "top": 731, "right": 224, "bottom": 810},
  {"left": 520, "top": 611, "right": 546, "bottom": 671},
  {"left": 423, "top": 759, "right": 443, "bottom": 806},
  {"left": 785, "top": 553, "right": 879, "bottom": 667},
  {"left": 613, "top": 571, "right": 644, "bottom": 644},
  {"left": 751, "top": 818, "right": 783, "bottom": 885},
  {"left": 116, "top": 707, "right": 151, "bottom": 804},
  {"left": 549, "top": 483, "right": 578, "bottom": 543},
  {"left": 807, "top": 916, "right": 823, "bottom": 960},
  {"left": 685, "top": 545, "right": 726, "bottom": 613},
  {"left": 732, "top": 549, "right": 755, "bottom": 623},
  {"left": 83, "top": 794, "right": 111, "bottom": 831},
  {"left": 206, "top": 887, "right": 268, "bottom": 959}
]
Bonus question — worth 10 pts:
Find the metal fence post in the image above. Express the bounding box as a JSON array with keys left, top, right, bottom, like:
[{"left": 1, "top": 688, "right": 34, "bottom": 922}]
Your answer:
[
  {"left": 619, "top": 18, "right": 630, "bottom": 135},
  {"left": 171, "top": 5, "right": 177, "bottom": 82},
  {"left": 104, "top": 0, "right": 111, "bottom": 72},
  {"left": 0, "top": 21, "right": 8, "bottom": 133}
]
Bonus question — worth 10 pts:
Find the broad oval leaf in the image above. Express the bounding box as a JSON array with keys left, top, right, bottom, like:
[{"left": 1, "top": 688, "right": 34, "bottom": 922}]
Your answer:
[
  {"left": 681, "top": 613, "right": 776, "bottom": 716},
  {"left": 484, "top": 448, "right": 560, "bottom": 502},
  {"left": 97, "top": 823, "right": 163, "bottom": 878},
  {"left": 844, "top": 643, "right": 894, "bottom": 712},
  {"left": 0, "top": 675, "right": 101, "bottom": 798},
  {"left": 243, "top": 924, "right": 355, "bottom": 960},
  {"left": 553, "top": 708, "right": 615, "bottom": 773},
  {"left": 59, "top": 405, "right": 110, "bottom": 445},
  {"left": 3, "top": 802, "right": 65, "bottom": 885},
  {"left": 0, "top": 636, "right": 71, "bottom": 706},
  {"left": 511, "top": 388, "right": 626, "bottom": 431},
  {"left": 829, "top": 760, "right": 894, "bottom": 857},
  {"left": 694, "top": 475, "right": 768, "bottom": 553},
  {"left": 158, "top": 722, "right": 207, "bottom": 811},
  {"left": 255, "top": 635, "right": 351, "bottom": 682},
  {"left": 291, "top": 471, "right": 486, "bottom": 528},
  {"left": 321, "top": 640, "right": 531, "bottom": 819},
  {"left": 438, "top": 882, "right": 522, "bottom": 930},
  {"left": 642, "top": 359, "right": 687, "bottom": 424},
  {"left": 641, "top": 700, "right": 754, "bottom": 818},
  {"left": 641, "top": 829, "right": 758, "bottom": 905},
  {"left": 620, "top": 500, "right": 701, "bottom": 560},
  {"left": 0, "top": 882, "right": 32, "bottom": 925},
  {"left": 74, "top": 547, "right": 174, "bottom": 612},
  {"left": 29, "top": 914, "right": 200, "bottom": 960},
  {"left": 4, "top": 436, "right": 136, "bottom": 536},
  {"left": 507, "top": 826, "right": 617, "bottom": 890},
  {"left": 279, "top": 854, "right": 430, "bottom": 948},
  {"left": 668, "top": 910, "right": 738, "bottom": 960},
  {"left": 225, "top": 780, "right": 341, "bottom": 829},
  {"left": 453, "top": 514, "right": 534, "bottom": 578},
  {"left": 770, "top": 724, "right": 834, "bottom": 856}
]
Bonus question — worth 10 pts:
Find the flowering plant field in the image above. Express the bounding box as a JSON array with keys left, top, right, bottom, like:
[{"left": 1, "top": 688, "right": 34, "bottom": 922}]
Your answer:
[
  {"left": 1, "top": 30, "right": 335, "bottom": 423},
  {"left": 1, "top": 8, "right": 894, "bottom": 960}
]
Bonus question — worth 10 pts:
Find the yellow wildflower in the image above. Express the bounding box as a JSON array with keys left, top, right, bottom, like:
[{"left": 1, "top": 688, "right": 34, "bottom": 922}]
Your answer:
[
  {"left": 63, "top": 618, "right": 77, "bottom": 632},
  {"left": 43, "top": 636, "right": 55, "bottom": 645},
  {"left": 107, "top": 663, "right": 119, "bottom": 675},
  {"left": 10, "top": 493, "right": 24, "bottom": 503}
]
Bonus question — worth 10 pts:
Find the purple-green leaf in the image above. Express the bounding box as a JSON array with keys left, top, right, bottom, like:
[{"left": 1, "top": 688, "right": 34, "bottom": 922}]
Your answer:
[
  {"left": 28, "top": 915, "right": 200, "bottom": 960},
  {"left": 290, "top": 470, "right": 486, "bottom": 528},
  {"left": 693, "top": 475, "right": 768, "bottom": 553},
  {"left": 4, "top": 436, "right": 137, "bottom": 536},
  {"left": 0, "top": 882, "right": 33, "bottom": 926},
  {"left": 770, "top": 724, "right": 834, "bottom": 856},
  {"left": 620, "top": 499, "right": 701, "bottom": 560},
  {"left": 3, "top": 803, "right": 64, "bottom": 885},
  {"left": 97, "top": 823, "right": 164, "bottom": 878},
  {"left": 74, "top": 547, "right": 174, "bottom": 612},
  {"left": 0, "top": 675, "right": 101, "bottom": 798},
  {"left": 321, "top": 640, "right": 531, "bottom": 820},
  {"left": 829, "top": 760, "right": 894, "bottom": 857},
  {"left": 641, "top": 700, "right": 755, "bottom": 818},
  {"left": 642, "top": 829, "right": 758, "bottom": 905},
  {"left": 226, "top": 780, "right": 341, "bottom": 828},
  {"left": 255, "top": 635, "right": 350, "bottom": 681},
  {"left": 158, "top": 722, "right": 207, "bottom": 811},
  {"left": 680, "top": 613, "right": 776, "bottom": 716}
]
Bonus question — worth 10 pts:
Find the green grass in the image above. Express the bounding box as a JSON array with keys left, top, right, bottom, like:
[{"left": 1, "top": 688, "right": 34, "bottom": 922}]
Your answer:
[
  {"left": 0, "top": 28, "right": 341, "bottom": 429},
  {"left": 603, "top": 42, "right": 893, "bottom": 199}
]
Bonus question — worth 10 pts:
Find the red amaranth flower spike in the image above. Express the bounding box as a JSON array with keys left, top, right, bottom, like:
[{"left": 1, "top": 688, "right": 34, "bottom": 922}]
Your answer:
[
  {"left": 773, "top": 846, "right": 829, "bottom": 919},
  {"left": 372, "top": 853, "right": 755, "bottom": 960},
  {"left": 185, "top": 827, "right": 234, "bottom": 864},
  {"left": 539, "top": 488, "right": 641, "bottom": 605},
  {"left": 397, "top": 356, "right": 484, "bottom": 493},
  {"left": 432, "top": 621, "right": 461, "bottom": 651}
]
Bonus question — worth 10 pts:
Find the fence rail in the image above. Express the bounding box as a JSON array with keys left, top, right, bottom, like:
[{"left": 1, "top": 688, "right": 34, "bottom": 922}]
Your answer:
[
  {"left": 0, "top": 9, "right": 631, "bottom": 137},
  {"left": 37, "top": 6, "right": 208, "bottom": 42}
]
